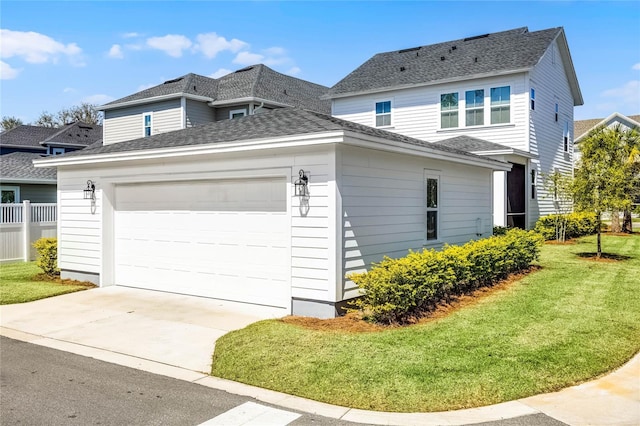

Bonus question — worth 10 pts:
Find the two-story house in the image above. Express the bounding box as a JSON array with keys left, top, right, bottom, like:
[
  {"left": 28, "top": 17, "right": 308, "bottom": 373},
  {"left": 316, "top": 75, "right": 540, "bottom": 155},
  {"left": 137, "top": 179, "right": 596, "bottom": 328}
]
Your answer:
[
  {"left": 0, "top": 121, "right": 102, "bottom": 203},
  {"left": 100, "top": 64, "right": 331, "bottom": 145},
  {"left": 327, "top": 27, "right": 583, "bottom": 229}
]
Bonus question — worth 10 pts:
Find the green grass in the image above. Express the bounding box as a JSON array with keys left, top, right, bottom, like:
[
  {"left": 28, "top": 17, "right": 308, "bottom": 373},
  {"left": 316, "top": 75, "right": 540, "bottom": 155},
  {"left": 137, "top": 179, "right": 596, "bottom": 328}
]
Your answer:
[
  {"left": 0, "top": 262, "right": 93, "bottom": 305},
  {"left": 211, "top": 234, "right": 640, "bottom": 412}
]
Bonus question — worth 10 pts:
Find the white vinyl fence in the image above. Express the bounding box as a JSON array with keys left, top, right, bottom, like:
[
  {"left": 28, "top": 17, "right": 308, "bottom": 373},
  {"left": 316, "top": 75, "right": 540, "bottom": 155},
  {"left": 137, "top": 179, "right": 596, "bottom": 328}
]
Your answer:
[{"left": 0, "top": 201, "right": 57, "bottom": 263}]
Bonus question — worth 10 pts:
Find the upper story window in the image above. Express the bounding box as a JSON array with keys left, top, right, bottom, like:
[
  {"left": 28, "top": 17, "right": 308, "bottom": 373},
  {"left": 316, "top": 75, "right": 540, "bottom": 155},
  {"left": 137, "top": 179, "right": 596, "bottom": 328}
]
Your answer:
[
  {"left": 230, "top": 109, "right": 247, "bottom": 119},
  {"left": 530, "top": 88, "right": 536, "bottom": 110},
  {"left": 490, "top": 86, "right": 510, "bottom": 124},
  {"left": 425, "top": 173, "right": 439, "bottom": 241},
  {"left": 375, "top": 101, "right": 391, "bottom": 127},
  {"left": 51, "top": 147, "right": 65, "bottom": 156},
  {"left": 143, "top": 113, "right": 152, "bottom": 137},
  {"left": 440, "top": 93, "right": 459, "bottom": 129},
  {"left": 465, "top": 90, "right": 484, "bottom": 126},
  {"left": 563, "top": 121, "right": 570, "bottom": 152},
  {"left": 555, "top": 103, "right": 559, "bottom": 122}
]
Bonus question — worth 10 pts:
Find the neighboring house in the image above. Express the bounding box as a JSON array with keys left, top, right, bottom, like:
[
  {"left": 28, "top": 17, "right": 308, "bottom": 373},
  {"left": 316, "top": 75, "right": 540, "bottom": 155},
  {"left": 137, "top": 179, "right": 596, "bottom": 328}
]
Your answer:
[
  {"left": 573, "top": 112, "right": 640, "bottom": 164},
  {"left": 0, "top": 122, "right": 102, "bottom": 202},
  {"left": 35, "top": 108, "right": 510, "bottom": 318},
  {"left": 327, "top": 26, "right": 583, "bottom": 229},
  {"left": 100, "top": 64, "right": 331, "bottom": 145}
]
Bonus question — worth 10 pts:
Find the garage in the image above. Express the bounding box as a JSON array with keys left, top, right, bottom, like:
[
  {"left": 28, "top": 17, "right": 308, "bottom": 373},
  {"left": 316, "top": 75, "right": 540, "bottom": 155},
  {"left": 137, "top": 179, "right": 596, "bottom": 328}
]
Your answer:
[{"left": 113, "top": 177, "right": 290, "bottom": 310}]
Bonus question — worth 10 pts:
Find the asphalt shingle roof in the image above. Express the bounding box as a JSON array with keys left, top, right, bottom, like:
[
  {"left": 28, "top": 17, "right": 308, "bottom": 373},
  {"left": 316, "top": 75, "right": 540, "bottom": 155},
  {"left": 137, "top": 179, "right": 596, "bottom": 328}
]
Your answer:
[
  {"left": 55, "top": 108, "right": 485, "bottom": 162},
  {"left": 104, "top": 65, "right": 331, "bottom": 114},
  {"left": 1, "top": 152, "right": 56, "bottom": 181},
  {"left": 574, "top": 114, "right": 640, "bottom": 140},
  {"left": 327, "top": 27, "right": 562, "bottom": 97},
  {"left": 433, "top": 135, "right": 515, "bottom": 152},
  {"left": 0, "top": 122, "right": 102, "bottom": 149}
]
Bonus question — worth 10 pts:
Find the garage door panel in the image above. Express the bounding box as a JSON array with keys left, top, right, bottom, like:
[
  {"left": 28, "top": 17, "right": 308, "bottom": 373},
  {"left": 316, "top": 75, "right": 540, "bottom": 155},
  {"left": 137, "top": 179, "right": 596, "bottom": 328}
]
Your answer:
[{"left": 114, "top": 178, "right": 290, "bottom": 310}]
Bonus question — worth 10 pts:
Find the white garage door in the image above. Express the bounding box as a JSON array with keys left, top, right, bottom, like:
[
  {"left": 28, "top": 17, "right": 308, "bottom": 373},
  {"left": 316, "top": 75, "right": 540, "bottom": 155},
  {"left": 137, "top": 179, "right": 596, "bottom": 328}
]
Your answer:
[{"left": 114, "top": 178, "right": 290, "bottom": 309}]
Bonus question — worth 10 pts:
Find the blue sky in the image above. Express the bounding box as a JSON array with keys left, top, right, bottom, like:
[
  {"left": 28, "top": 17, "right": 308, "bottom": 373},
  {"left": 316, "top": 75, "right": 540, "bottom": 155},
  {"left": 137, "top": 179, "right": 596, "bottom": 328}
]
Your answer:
[{"left": 1, "top": 1, "right": 639, "bottom": 123}]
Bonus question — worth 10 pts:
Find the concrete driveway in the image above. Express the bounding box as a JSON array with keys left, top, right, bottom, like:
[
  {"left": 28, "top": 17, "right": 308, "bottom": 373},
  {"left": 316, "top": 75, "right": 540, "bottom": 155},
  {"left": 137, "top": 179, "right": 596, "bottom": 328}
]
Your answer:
[{"left": 0, "top": 287, "right": 278, "bottom": 373}]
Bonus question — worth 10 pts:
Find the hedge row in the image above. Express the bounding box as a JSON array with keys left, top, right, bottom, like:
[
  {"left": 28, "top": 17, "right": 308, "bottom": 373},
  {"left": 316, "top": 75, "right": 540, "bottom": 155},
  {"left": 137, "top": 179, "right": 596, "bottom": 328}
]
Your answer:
[
  {"left": 534, "top": 212, "right": 598, "bottom": 241},
  {"left": 349, "top": 229, "right": 543, "bottom": 325}
]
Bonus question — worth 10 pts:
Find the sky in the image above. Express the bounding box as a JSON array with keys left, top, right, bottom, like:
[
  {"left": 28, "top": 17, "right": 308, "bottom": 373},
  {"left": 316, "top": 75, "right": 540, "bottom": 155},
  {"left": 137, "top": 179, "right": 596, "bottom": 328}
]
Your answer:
[{"left": 1, "top": 1, "right": 639, "bottom": 124}]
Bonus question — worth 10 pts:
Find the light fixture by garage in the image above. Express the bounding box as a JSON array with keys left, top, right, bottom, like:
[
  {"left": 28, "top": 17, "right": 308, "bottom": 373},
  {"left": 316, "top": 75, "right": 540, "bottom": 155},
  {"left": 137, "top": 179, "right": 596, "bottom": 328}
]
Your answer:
[
  {"left": 294, "top": 169, "right": 309, "bottom": 197},
  {"left": 83, "top": 180, "right": 96, "bottom": 201}
]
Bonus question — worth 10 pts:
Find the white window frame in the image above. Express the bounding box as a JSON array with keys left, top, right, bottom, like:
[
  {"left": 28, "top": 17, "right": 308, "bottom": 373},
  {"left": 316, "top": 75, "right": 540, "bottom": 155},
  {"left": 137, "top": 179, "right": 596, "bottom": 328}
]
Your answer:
[
  {"left": 490, "top": 86, "right": 511, "bottom": 125},
  {"left": 374, "top": 100, "right": 392, "bottom": 127},
  {"left": 229, "top": 108, "right": 247, "bottom": 119},
  {"left": 0, "top": 185, "right": 20, "bottom": 203},
  {"left": 465, "top": 89, "right": 484, "bottom": 127},
  {"left": 563, "top": 121, "right": 571, "bottom": 153},
  {"left": 440, "top": 92, "right": 459, "bottom": 129},
  {"left": 424, "top": 171, "right": 440, "bottom": 243},
  {"left": 555, "top": 102, "right": 559, "bottom": 122},
  {"left": 143, "top": 112, "right": 153, "bottom": 138}
]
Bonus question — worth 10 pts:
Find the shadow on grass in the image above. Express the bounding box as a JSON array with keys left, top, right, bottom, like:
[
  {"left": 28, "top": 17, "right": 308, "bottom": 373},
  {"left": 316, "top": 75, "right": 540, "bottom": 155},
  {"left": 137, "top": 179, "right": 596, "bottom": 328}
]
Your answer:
[{"left": 576, "top": 252, "right": 632, "bottom": 262}]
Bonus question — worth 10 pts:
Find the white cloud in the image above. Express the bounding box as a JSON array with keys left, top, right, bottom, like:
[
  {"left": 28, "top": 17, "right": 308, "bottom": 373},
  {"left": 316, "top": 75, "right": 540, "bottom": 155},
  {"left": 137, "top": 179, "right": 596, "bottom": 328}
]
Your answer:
[
  {"left": 108, "top": 44, "right": 124, "bottom": 59},
  {"left": 0, "top": 60, "right": 20, "bottom": 79},
  {"left": 0, "top": 29, "right": 82, "bottom": 64},
  {"left": 195, "top": 33, "right": 248, "bottom": 59},
  {"left": 210, "top": 68, "right": 233, "bottom": 79},
  {"left": 123, "top": 32, "right": 140, "bottom": 39},
  {"left": 264, "top": 46, "right": 286, "bottom": 56},
  {"left": 83, "top": 94, "right": 115, "bottom": 105},
  {"left": 600, "top": 80, "right": 640, "bottom": 113},
  {"left": 233, "top": 51, "right": 264, "bottom": 65},
  {"left": 63, "top": 87, "right": 76, "bottom": 93},
  {"left": 146, "top": 34, "right": 192, "bottom": 58},
  {"left": 125, "top": 43, "right": 144, "bottom": 51},
  {"left": 287, "top": 66, "right": 301, "bottom": 76},
  {"left": 633, "top": 63, "right": 640, "bottom": 71}
]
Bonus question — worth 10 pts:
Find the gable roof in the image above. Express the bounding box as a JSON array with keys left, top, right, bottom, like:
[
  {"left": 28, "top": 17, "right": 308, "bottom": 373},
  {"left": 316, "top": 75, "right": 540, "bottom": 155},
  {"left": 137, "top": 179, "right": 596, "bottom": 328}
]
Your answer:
[
  {"left": 326, "top": 27, "right": 583, "bottom": 105},
  {"left": 35, "top": 108, "right": 508, "bottom": 171},
  {"left": 0, "top": 122, "right": 102, "bottom": 150},
  {"left": 0, "top": 152, "right": 56, "bottom": 182},
  {"left": 574, "top": 112, "right": 640, "bottom": 142},
  {"left": 102, "top": 64, "right": 331, "bottom": 114}
]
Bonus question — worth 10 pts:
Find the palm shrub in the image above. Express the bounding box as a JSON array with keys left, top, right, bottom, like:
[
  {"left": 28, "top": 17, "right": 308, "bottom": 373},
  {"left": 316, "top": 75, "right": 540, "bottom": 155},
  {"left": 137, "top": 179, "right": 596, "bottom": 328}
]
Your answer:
[{"left": 350, "top": 229, "right": 543, "bottom": 324}]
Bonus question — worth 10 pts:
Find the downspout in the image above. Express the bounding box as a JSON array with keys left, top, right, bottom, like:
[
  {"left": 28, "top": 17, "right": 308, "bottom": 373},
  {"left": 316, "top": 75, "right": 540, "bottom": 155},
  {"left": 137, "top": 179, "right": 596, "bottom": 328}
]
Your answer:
[{"left": 252, "top": 102, "right": 265, "bottom": 115}]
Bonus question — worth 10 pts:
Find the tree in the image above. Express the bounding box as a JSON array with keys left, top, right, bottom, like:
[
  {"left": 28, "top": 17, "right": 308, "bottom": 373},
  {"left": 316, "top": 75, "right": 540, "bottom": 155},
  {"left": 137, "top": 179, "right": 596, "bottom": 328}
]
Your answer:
[
  {"left": 33, "top": 103, "right": 102, "bottom": 128},
  {"left": 1, "top": 116, "right": 24, "bottom": 132},
  {"left": 542, "top": 169, "right": 573, "bottom": 242},
  {"left": 573, "top": 124, "right": 640, "bottom": 257}
]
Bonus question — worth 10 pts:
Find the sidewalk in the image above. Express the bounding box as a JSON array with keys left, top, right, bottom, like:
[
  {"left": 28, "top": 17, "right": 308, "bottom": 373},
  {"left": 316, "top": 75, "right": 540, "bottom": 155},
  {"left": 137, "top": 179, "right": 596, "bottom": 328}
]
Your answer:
[{"left": 1, "top": 287, "right": 638, "bottom": 425}]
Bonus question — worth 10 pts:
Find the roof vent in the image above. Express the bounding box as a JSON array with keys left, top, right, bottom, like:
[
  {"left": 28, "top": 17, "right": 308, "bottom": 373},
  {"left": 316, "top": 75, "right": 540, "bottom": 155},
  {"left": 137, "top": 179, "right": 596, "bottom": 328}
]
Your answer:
[
  {"left": 474, "top": 57, "right": 478, "bottom": 63},
  {"left": 464, "top": 33, "right": 490, "bottom": 42},
  {"left": 440, "top": 56, "right": 446, "bottom": 61},
  {"left": 452, "top": 45, "right": 457, "bottom": 51},
  {"left": 163, "top": 77, "right": 183, "bottom": 84},
  {"left": 400, "top": 66, "right": 406, "bottom": 72},
  {"left": 234, "top": 66, "right": 254, "bottom": 73},
  {"left": 398, "top": 46, "right": 421, "bottom": 53}
]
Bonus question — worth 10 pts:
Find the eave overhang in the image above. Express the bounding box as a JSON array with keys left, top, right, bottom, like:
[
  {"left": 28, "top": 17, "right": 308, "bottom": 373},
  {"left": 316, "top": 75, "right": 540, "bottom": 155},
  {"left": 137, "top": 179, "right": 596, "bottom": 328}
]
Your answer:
[{"left": 100, "top": 93, "right": 214, "bottom": 111}]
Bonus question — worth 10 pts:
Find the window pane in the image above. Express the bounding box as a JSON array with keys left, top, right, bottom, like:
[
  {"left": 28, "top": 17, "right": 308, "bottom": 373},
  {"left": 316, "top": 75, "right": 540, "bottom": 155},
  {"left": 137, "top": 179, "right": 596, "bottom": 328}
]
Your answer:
[
  {"left": 466, "top": 109, "right": 484, "bottom": 126},
  {"left": 144, "top": 115, "right": 151, "bottom": 126},
  {"left": 376, "top": 101, "right": 390, "bottom": 114},
  {"left": 465, "top": 90, "right": 484, "bottom": 108},
  {"left": 145, "top": 127, "right": 151, "bottom": 137},
  {"left": 441, "top": 93, "right": 458, "bottom": 110},
  {"left": 427, "top": 178, "right": 438, "bottom": 208},
  {"left": 491, "top": 106, "right": 510, "bottom": 124},
  {"left": 441, "top": 111, "right": 458, "bottom": 128},
  {"left": 491, "top": 86, "right": 510, "bottom": 105},
  {"left": 376, "top": 114, "right": 391, "bottom": 127},
  {"left": 426, "top": 211, "right": 437, "bottom": 240}
]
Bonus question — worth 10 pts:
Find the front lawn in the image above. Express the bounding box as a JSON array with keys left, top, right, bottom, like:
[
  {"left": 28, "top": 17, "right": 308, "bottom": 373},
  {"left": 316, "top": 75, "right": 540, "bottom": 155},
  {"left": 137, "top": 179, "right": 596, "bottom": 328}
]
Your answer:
[
  {"left": 0, "top": 262, "right": 94, "bottom": 305},
  {"left": 211, "top": 234, "right": 640, "bottom": 412}
]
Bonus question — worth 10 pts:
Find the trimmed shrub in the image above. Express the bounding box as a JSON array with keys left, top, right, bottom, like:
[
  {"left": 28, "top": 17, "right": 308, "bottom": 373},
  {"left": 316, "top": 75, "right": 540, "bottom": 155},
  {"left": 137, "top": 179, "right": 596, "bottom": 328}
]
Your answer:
[
  {"left": 350, "top": 229, "right": 543, "bottom": 324},
  {"left": 534, "top": 212, "right": 598, "bottom": 241},
  {"left": 492, "top": 226, "right": 509, "bottom": 236},
  {"left": 33, "top": 237, "right": 59, "bottom": 277}
]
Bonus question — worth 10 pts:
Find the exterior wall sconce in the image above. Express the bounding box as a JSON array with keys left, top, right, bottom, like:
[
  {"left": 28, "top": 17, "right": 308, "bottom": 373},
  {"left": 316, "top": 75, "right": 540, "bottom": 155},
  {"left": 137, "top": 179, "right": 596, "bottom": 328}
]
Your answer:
[
  {"left": 294, "top": 169, "right": 309, "bottom": 197},
  {"left": 83, "top": 180, "right": 96, "bottom": 201}
]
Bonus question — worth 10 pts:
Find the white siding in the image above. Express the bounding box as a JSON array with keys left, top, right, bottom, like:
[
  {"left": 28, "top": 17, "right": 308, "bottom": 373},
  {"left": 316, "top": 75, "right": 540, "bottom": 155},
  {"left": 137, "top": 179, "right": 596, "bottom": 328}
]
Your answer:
[
  {"left": 185, "top": 99, "right": 214, "bottom": 127},
  {"left": 103, "top": 99, "right": 182, "bottom": 145},
  {"left": 528, "top": 39, "right": 576, "bottom": 226},
  {"left": 338, "top": 144, "right": 494, "bottom": 300},
  {"left": 332, "top": 74, "right": 529, "bottom": 149}
]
